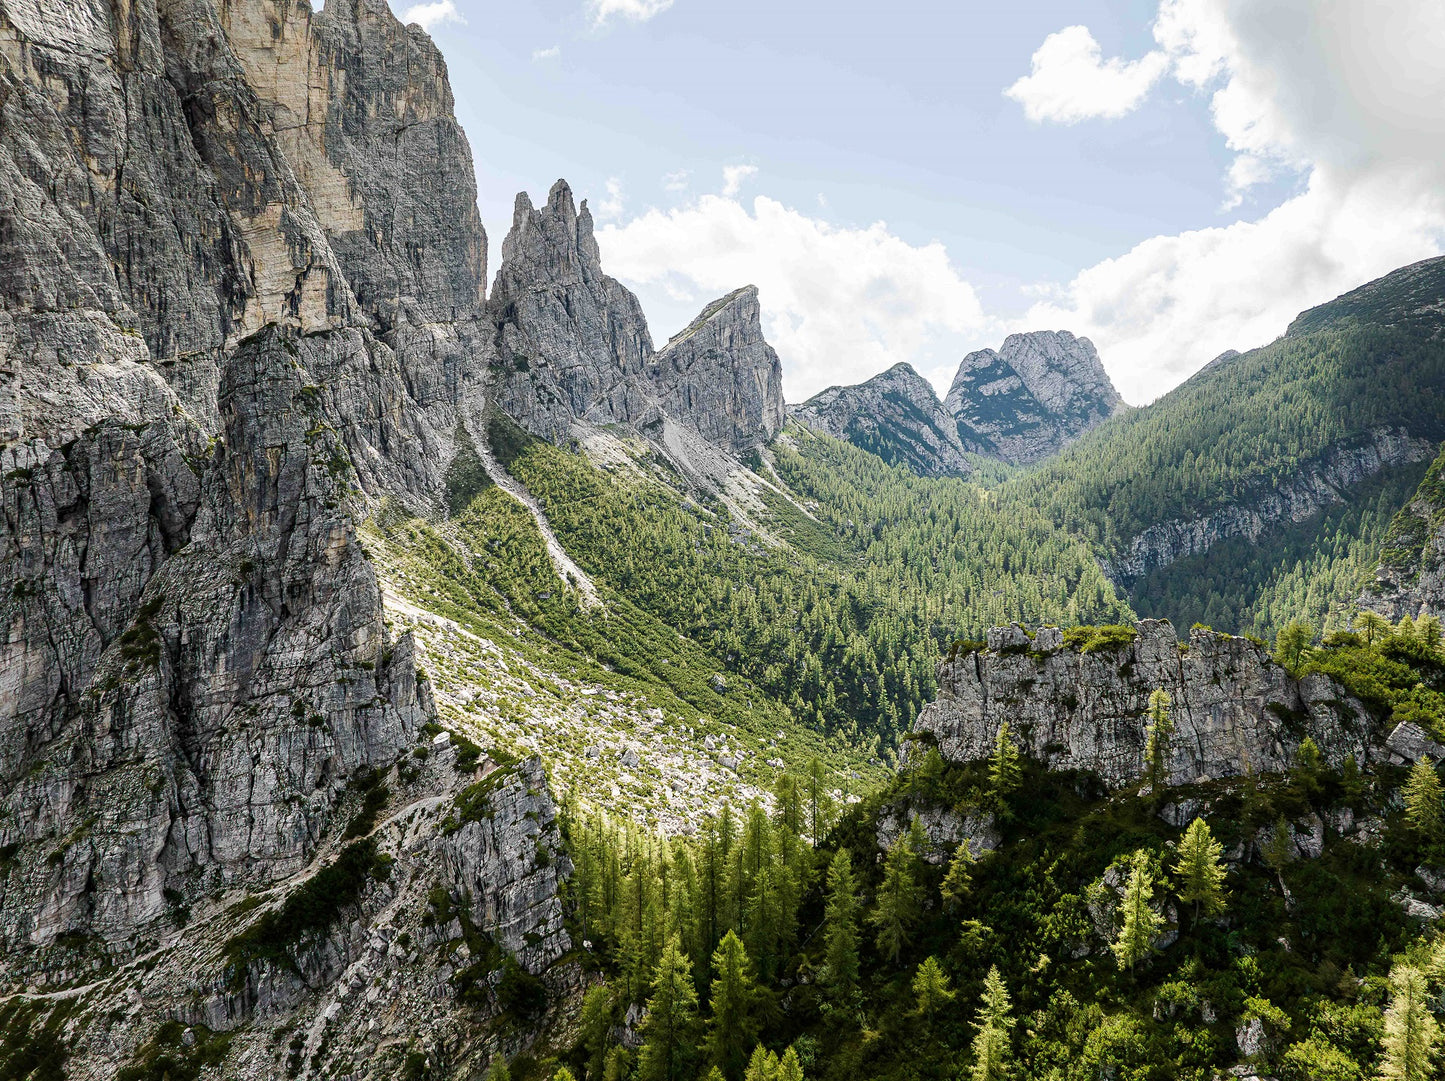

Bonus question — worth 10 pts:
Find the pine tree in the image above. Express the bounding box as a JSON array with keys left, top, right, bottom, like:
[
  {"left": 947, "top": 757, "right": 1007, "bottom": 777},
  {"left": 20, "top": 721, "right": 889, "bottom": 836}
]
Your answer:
[
  {"left": 1405, "top": 756, "right": 1445, "bottom": 841},
  {"left": 941, "top": 841, "right": 975, "bottom": 912},
  {"left": 1112, "top": 849, "right": 1162, "bottom": 972},
  {"left": 870, "top": 827, "right": 924, "bottom": 964},
  {"left": 822, "top": 849, "right": 860, "bottom": 1003},
  {"left": 1172, "top": 817, "right": 1228, "bottom": 920},
  {"left": 776, "top": 1046, "right": 804, "bottom": 1081},
  {"left": 969, "top": 965, "right": 1013, "bottom": 1081},
  {"left": 911, "top": 955, "right": 954, "bottom": 1036},
  {"left": 743, "top": 1046, "right": 778, "bottom": 1081},
  {"left": 637, "top": 935, "right": 700, "bottom": 1081},
  {"left": 1143, "top": 688, "right": 1173, "bottom": 790},
  {"left": 988, "top": 723, "right": 1022, "bottom": 808},
  {"left": 805, "top": 758, "right": 836, "bottom": 845},
  {"left": 1380, "top": 964, "right": 1437, "bottom": 1081},
  {"left": 707, "top": 931, "right": 759, "bottom": 1081},
  {"left": 1355, "top": 610, "right": 1391, "bottom": 646}
]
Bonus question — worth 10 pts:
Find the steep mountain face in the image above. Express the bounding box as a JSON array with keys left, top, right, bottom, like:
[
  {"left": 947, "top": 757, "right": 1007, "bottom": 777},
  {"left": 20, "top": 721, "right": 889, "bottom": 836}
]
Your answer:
[
  {"left": 652, "top": 285, "right": 785, "bottom": 453},
  {"left": 1362, "top": 443, "right": 1445, "bottom": 619},
  {"left": 945, "top": 330, "right": 1123, "bottom": 464},
  {"left": 0, "top": 0, "right": 586, "bottom": 1072},
  {"left": 916, "top": 620, "right": 1377, "bottom": 788},
  {"left": 788, "top": 362, "right": 973, "bottom": 477},
  {"left": 489, "top": 184, "right": 785, "bottom": 452}
]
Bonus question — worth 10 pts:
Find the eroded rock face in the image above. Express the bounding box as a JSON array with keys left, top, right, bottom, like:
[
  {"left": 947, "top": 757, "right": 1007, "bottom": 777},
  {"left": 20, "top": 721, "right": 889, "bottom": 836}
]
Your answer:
[
  {"left": 914, "top": 620, "right": 1378, "bottom": 788},
  {"left": 1108, "top": 427, "right": 1436, "bottom": 586},
  {"left": 789, "top": 362, "right": 972, "bottom": 477},
  {"left": 945, "top": 331, "right": 1123, "bottom": 464},
  {"left": 652, "top": 286, "right": 785, "bottom": 453},
  {"left": 488, "top": 184, "right": 786, "bottom": 452},
  {"left": 1361, "top": 444, "right": 1445, "bottom": 620}
]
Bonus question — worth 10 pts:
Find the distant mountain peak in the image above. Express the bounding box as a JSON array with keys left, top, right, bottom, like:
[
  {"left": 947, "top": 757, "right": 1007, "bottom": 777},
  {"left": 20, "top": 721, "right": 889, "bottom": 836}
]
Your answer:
[
  {"left": 945, "top": 329, "right": 1123, "bottom": 464},
  {"left": 789, "top": 362, "right": 972, "bottom": 477}
]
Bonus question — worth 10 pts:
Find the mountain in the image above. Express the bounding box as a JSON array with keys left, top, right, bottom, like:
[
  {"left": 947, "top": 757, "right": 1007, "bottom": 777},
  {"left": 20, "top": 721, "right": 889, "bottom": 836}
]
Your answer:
[
  {"left": 945, "top": 330, "right": 1124, "bottom": 463},
  {"left": 1361, "top": 442, "right": 1445, "bottom": 620},
  {"left": 788, "top": 362, "right": 973, "bottom": 477},
  {"left": 1004, "top": 256, "right": 1445, "bottom": 636}
]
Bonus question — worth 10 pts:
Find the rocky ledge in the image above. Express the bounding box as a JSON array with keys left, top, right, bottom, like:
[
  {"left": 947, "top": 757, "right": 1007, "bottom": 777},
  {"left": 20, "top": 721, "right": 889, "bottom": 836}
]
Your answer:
[{"left": 913, "top": 619, "right": 1378, "bottom": 788}]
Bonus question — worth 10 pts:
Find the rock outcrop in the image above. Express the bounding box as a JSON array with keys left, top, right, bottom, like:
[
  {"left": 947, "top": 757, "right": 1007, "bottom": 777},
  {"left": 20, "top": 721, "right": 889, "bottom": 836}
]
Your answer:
[
  {"left": 652, "top": 286, "right": 785, "bottom": 453},
  {"left": 1361, "top": 443, "right": 1445, "bottom": 620},
  {"left": 487, "top": 183, "right": 786, "bottom": 454},
  {"left": 1107, "top": 427, "right": 1436, "bottom": 586},
  {"left": 789, "top": 362, "right": 972, "bottom": 477},
  {"left": 914, "top": 620, "right": 1378, "bottom": 788},
  {"left": 945, "top": 330, "right": 1123, "bottom": 464}
]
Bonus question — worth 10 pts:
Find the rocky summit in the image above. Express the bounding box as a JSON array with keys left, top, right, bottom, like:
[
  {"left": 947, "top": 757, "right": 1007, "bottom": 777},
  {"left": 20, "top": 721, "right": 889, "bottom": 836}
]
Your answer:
[
  {"left": 788, "top": 362, "right": 973, "bottom": 477},
  {"left": 945, "top": 330, "right": 1123, "bottom": 464}
]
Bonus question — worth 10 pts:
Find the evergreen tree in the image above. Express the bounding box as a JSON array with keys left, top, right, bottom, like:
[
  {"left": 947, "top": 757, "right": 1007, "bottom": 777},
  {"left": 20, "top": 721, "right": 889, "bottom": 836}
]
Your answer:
[
  {"left": 485, "top": 1055, "right": 511, "bottom": 1081},
  {"left": 941, "top": 841, "right": 975, "bottom": 913},
  {"left": 579, "top": 983, "right": 615, "bottom": 1081},
  {"left": 988, "top": 723, "right": 1022, "bottom": 809},
  {"left": 1261, "top": 815, "right": 1297, "bottom": 884},
  {"left": 804, "top": 758, "right": 836, "bottom": 845},
  {"left": 969, "top": 965, "right": 1013, "bottom": 1081},
  {"left": 554, "top": 1070, "right": 578, "bottom": 1081},
  {"left": 744, "top": 1046, "right": 779, "bottom": 1081},
  {"left": 822, "top": 849, "right": 861, "bottom": 1003},
  {"left": 708, "top": 931, "right": 760, "bottom": 1081},
  {"left": 1273, "top": 619, "right": 1315, "bottom": 676},
  {"left": 1292, "top": 737, "right": 1325, "bottom": 801},
  {"left": 603, "top": 1049, "right": 631, "bottom": 1081},
  {"left": 1380, "top": 964, "right": 1437, "bottom": 1081},
  {"left": 911, "top": 956, "right": 954, "bottom": 1036},
  {"left": 1112, "top": 850, "right": 1162, "bottom": 972},
  {"left": 1405, "top": 756, "right": 1445, "bottom": 841},
  {"left": 1355, "top": 610, "right": 1391, "bottom": 646},
  {"left": 870, "top": 827, "right": 924, "bottom": 964},
  {"left": 1143, "top": 688, "right": 1173, "bottom": 790},
  {"left": 776, "top": 1046, "right": 804, "bottom": 1081},
  {"left": 637, "top": 935, "right": 700, "bottom": 1081},
  {"left": 1172, "top": 817, "right": 1228, "bottom": 920}
]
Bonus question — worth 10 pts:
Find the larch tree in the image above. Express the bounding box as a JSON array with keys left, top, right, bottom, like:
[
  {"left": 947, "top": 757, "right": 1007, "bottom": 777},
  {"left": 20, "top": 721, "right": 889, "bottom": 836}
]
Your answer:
[
  {"left": 912, "top": 955, "right": 955, "bottom": 1037},
  {"left": 870, "top": 826, "right": 924, "bottom": 964},
  {"left": 1172, "top": 817, "right": 1228, "bottom": 921},
  {"left": 1380, "top": 964, "right": 1437, "bottom": 1081},
  {"left": 636, "top": 935, "right": 700, "bottom": 1081},
  {"left": 969, "top": 965, "right": 1013, "bottom": 1081},
  {"left": 1354, "top": 609, "right": 1391, "bottom": 646},
  {"left": 1143, "top": 688, "right": 1173, "bottom": 791},
  {"left": 707, "top": 931, "right": 760, "bottom": 1081},
  {"left": 1405, "top": 756, "right": 1445, "bottom": 841},
  {"left": 822, "top": 849, "right": 861, "bottom": 1003},
  {"left": 941, "top": 841, "right": 975, "bottom": 912},
  {"left": 1273, "top": 619, "right": 1315, "bottom": 676},
  {"left": 988, "top": 722, "right": 1022, "bottom": 808},
  {"left": 1112, "top": 849, "right": 1163, "bottom": 973}
]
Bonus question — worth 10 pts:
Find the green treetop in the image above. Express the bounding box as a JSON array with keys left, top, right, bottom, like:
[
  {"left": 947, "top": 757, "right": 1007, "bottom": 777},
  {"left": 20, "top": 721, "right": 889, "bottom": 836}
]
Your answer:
[
  {"left": 969, "top": 965, "right": 1013, "bottom": 1081},
  {"left": 1172, "top": 817, "right": 1228, "bottom": 920},
  {"left": 822, "top": 848, "right": 861, "bottom": 1003},
  {"left": 636, "top": 935, "right": 700, "bottom": 1081},
  {"left": 988, "top": 722, "right": 1022, "bottom": 809},
  {"left": 707, "top": 931, "right": 760, "bottom": 1081},
  {"left": 1112, "top": 849, "right": 1163, "bottom": 972},
  {"left": 870, "top": 825, "right": 925, "bottom": 964},
  {"left": 1405, "top": 756, "right": 1445, "bottom": 841},
  {"left": 1380, "top": 963, "right": 1437, "bottom": 1081}
]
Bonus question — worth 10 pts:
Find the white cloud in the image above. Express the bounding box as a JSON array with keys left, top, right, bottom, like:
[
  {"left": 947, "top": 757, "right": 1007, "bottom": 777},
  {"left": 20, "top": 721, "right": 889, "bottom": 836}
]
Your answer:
[
  {"left": 597, "top": 195, "right": 992, "bottom": 401},
  {"left": 1005, "top": 25, "right": 1169, "bottom": 124},
  {"left": 662, "top": 170, "right": 690, "bottom": 192},
  {"left": 1014, "top": 0, "right": 1445, "bottom": 403},
  {"left": 594, "top": 178, "right": 625, "bottom": 221},
  {"left": 400, "top": 0, "right": 462, "bottom": 31},
  {"left": 588, "top": 0, "right": 672, "bottom": 26},
  {"left": 532, "top": 45, "right": 560, "bottom": 61},
  {"left": 721, "top": 164, "right": 758, "bottom": 198}
]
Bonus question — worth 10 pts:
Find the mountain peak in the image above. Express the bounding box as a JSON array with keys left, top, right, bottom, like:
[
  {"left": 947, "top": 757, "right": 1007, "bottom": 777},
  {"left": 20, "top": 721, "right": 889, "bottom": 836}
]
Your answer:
[{"left": 946, "top": 329, "right": 1123, "bottom": 464}]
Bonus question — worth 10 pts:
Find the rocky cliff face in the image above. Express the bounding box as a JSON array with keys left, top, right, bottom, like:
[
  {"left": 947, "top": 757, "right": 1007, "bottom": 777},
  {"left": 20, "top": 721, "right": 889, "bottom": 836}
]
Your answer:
[
  {"left": 914, "top": 620, "right": 1378, "bottom": 788},
  {"left": 1362, "top": 443, "right": 1445, "bottom": 620},
  {"left": 488, "top": 183, "right": 786, "bottom": 453},
  {"left": 788, "top": 362, "right": 972, "bottom": 477},
  {"left": 944, "top": 331, "right": 1123, "bottom": 464},
  {"left": 0, "top": 0, "right": 581, "bottom": 1071},
  {"left": 1107, "top": 427, "right": 1436, "bottom": 586},
  {"left": 652, "top": 286, "right": 785, "bottom": 453}
]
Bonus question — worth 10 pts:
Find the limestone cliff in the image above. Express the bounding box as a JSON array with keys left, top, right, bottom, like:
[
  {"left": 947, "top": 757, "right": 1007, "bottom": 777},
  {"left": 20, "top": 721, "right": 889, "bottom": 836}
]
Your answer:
[
  {"left": 788, "top": 362, "right": 973, "bottom": 477},
  {"left": 945, "top": 330, "right": 1123, "bottom": 464},
  {"left": 914, "top": 620, "right": 1378, "bottom": 788},
  {"left": 652, "top": 286, "right": 785, "bottom": 453},
  {"left": 488, "top": 183, "right": 786, "bottom": 453},
  {"left": 1362, "top": 442, "right": 1445, "bottom": 620}
]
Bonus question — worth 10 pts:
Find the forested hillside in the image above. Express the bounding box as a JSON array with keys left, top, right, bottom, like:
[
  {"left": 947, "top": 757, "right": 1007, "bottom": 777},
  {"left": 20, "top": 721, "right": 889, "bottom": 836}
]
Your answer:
[{"left": 994, "top": 257, "right": 1445, "bottom": 637}]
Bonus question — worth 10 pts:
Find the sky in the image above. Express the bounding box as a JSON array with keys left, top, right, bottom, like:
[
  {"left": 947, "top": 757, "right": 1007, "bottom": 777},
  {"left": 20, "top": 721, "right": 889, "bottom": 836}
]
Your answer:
[{"left": 397, "top": 0, "right": 1445, "bottom": 406}]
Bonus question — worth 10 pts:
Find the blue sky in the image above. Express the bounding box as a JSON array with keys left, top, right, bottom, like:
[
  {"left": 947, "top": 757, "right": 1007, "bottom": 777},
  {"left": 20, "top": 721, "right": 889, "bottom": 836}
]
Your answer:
[{"left": 403, "top": 0, "right": 1445, "bottom": 405}]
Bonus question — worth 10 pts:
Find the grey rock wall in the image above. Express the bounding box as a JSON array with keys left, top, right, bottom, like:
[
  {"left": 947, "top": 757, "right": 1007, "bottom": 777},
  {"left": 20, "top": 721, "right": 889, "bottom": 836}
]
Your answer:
[{"left": 914, "top": 619, "right": 1378, "bottom": 788}]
